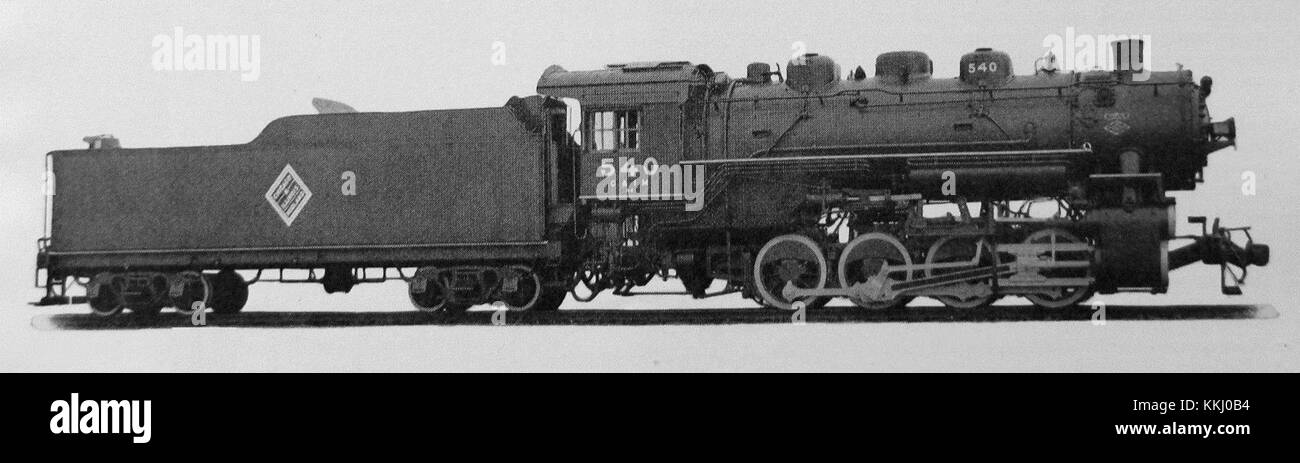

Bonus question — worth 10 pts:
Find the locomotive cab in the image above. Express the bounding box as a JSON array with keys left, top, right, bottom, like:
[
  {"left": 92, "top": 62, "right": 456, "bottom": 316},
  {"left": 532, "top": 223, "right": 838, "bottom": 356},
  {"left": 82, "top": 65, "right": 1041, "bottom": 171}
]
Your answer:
[{"left": 537, "top": 61, "right": 714, "bottom": 205}]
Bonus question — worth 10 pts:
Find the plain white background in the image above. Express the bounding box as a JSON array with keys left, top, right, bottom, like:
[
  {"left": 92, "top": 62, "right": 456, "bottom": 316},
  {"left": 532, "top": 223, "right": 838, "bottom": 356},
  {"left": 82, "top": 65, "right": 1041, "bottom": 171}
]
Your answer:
[{"left": 0, "top": 0, "right": 1296, "bottom": 371}]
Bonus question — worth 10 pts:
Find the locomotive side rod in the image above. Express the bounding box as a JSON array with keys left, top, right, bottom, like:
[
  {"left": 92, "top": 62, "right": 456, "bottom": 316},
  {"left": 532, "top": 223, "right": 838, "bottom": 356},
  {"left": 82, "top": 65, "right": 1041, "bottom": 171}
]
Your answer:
[
  {"left": 783, "top": 238, "right": 1096, "bottom": 303},
  {"left": 782, "top": 264, "right": 1018, "bottom": 302}
]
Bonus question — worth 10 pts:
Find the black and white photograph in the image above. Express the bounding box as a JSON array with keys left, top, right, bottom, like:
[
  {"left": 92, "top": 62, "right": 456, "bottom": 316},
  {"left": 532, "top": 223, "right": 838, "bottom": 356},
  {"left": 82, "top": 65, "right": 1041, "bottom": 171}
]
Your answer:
[{"left": 0, "top": 0, "right": 1296, "bottom": 448}]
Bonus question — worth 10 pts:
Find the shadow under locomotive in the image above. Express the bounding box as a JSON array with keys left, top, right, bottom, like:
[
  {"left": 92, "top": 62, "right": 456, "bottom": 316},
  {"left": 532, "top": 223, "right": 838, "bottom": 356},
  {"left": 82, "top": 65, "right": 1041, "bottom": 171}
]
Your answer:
[{"left": 34, "top": 304, "right": 1277, "bottom": 330}]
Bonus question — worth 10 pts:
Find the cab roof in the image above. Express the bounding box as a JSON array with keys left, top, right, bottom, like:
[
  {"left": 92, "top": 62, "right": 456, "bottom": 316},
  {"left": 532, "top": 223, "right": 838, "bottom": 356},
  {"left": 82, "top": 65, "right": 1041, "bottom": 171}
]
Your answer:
[{"left": 535, "top": 62, "right": 713, "bottom": 105}]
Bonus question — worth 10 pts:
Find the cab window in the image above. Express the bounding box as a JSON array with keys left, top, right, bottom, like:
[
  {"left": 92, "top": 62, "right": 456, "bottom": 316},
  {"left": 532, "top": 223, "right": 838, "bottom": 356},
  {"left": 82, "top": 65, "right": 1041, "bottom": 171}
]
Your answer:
[{"left": 587, "top": 110, "right": 639, "bottom": 151}]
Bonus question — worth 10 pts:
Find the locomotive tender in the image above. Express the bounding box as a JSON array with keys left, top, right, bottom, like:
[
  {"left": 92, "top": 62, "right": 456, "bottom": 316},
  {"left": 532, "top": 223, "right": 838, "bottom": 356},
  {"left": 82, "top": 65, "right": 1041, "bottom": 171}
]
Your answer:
[{"left": 36, "top": 41, "right": 1269, "bottom": 316}]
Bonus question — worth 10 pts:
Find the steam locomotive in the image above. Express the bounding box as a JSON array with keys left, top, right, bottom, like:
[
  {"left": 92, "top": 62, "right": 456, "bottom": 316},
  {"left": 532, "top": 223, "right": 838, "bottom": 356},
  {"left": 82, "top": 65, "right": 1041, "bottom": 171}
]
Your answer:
[{"left": 36, "top": 41, "right": 1268, "bottom": 316}]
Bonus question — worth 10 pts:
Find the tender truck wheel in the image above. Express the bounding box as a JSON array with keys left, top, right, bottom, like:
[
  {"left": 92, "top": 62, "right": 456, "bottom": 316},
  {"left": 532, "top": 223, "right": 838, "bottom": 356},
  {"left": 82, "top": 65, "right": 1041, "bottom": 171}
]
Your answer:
[{"left": 206, "top": 270, "right": 249, "bottom": 314}]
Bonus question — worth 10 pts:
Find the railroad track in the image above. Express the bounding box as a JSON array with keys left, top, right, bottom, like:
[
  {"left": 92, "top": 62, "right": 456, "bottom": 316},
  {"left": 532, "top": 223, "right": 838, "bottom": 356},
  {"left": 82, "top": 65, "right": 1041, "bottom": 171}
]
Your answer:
[{"left": 32, "top": 304, "right": 1277, "bottom": 330}]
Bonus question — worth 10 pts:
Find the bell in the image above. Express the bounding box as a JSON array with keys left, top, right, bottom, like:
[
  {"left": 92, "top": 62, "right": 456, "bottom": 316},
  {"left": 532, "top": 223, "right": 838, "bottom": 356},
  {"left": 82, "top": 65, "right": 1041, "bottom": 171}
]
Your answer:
[{"left": 1037, "top": 51, "right": 1058, "bottom": 73}]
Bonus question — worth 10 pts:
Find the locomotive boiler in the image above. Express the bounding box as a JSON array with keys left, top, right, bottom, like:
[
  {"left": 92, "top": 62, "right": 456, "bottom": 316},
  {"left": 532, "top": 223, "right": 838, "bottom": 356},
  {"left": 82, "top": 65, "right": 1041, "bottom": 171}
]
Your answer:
[{"left": 36, "top": 40, "right": 1268, "bottom": 316}]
